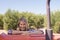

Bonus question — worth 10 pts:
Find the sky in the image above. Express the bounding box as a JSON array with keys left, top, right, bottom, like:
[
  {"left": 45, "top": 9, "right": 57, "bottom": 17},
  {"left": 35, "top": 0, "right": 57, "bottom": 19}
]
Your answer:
[{"left": 0, "top": 0, "right": 60, "bottom": 14}]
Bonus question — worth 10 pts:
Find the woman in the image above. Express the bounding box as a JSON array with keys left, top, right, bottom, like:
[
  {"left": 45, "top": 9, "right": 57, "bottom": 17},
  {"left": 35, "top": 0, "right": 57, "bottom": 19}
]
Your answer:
[
  {"left": 8, "top": 17, "right": 29, "bottom": 35},
  {"left": 17, "top": 17, "right": 29, "bottom": 31}
]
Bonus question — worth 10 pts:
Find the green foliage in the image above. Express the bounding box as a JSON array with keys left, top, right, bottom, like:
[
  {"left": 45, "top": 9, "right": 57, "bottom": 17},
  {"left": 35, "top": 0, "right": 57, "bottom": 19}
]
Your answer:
[
  {"left": 53, "top": 22, "right": 60, "bottom": 33},
  {"left": 51, "top": 11, "right": 60, "bottom": 33},
  {"left": 0, "top": 9, "right": 60, "bottom": 33},
  {"left": 3, "top": 9, "right": 20, "bottom": 30},
  {"left": 2, "top": 9, "right": 44, "bottom": 30},
  {"left": 0, "top": 14, "right": 3, "bottom": 29}
]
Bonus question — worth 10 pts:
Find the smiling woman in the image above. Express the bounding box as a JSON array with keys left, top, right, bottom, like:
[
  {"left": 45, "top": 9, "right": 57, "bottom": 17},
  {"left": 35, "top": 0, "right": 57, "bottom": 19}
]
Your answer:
[
  {"left": 7, "top": 17, "right": 34, "bottom": 35},
  {"left": 17, "top": 17, "right": 29, "bottom": 31}
]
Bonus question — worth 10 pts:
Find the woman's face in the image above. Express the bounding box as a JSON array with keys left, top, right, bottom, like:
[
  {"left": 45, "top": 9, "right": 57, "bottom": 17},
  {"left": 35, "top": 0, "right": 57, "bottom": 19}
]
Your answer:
[{"left": 19, "top": 21, "right": 27, "bottom": 29}]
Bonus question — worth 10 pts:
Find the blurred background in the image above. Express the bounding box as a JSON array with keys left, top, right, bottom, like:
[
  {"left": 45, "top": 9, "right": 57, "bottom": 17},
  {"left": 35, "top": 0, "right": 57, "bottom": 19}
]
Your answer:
[{"left": 0, "top": 0, "right": 60, "bottom": 34}]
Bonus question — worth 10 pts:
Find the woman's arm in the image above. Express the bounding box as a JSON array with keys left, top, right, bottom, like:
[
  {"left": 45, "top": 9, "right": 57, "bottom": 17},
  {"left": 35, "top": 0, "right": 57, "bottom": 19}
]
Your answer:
[{"left": 11, "top": 30, "right": 23, "bottom": 35}]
